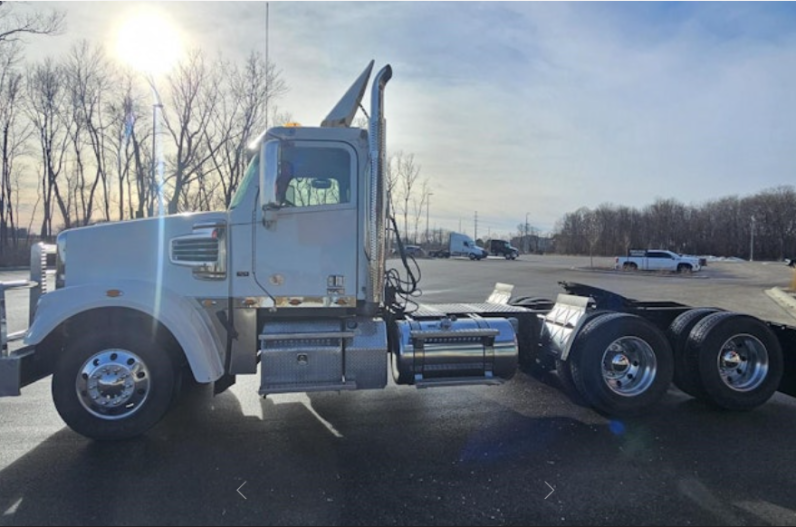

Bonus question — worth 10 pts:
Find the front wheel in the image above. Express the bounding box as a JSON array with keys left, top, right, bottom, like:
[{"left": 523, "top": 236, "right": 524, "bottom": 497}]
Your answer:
[{"left": 52, "top": 330, "right": 178, "bottom": 440}]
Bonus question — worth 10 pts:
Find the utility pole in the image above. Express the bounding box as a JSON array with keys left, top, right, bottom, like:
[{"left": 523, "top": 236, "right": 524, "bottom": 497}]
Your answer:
[
  {"left": 425, "top": 192, "right": 433, "bottom": 245},
  {"left": 525, "top": 212, "right": 529, "bottom": 254},
  {"left": 474, "top": 211, "right": 478, "bottom": 242},
  {"left": 750, "top": 215, "right": 756, "bottom": 262}
]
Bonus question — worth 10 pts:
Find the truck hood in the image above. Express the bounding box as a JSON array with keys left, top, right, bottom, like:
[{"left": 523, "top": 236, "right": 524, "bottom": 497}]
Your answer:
[{"left": 61, "top": 211, "right": 227, "bottom": 288}]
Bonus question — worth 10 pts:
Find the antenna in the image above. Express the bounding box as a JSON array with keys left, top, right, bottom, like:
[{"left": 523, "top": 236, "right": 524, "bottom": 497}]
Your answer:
[{"left": 265, "top": 2, "right": 269, "bottom": 130}]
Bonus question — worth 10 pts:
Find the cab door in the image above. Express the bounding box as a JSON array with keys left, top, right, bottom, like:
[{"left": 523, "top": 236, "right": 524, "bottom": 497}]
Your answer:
[{"left": 254, "top": 140, "right": 359, "bottom": 308}]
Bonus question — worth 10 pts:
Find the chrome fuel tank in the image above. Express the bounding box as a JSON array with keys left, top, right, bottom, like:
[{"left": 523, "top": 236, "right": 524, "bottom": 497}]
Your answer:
[{"left": 391, "top": 316, "right": 518, "bottom": 386}]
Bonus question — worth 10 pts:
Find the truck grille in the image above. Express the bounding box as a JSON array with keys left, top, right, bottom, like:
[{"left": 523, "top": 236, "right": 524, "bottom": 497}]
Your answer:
[{"left": 171, "top": 238, "right": 219, "bottom": 264}]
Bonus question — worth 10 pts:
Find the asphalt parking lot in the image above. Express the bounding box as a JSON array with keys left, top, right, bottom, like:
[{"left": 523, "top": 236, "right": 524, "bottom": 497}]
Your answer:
[{"left": 1, "top": 258, "right": 796, "bottom": 526}]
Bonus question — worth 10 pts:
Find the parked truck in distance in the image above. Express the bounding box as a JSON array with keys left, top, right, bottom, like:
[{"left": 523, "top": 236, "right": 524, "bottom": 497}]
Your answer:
[
  {"left": 486, "top": 239, "right": 519, "bottom": 260},
  {"left": 616, "top": 249, "right": 702, "bottom": 273},
  {"left": 428, "top": 232, "right": 487, "bottom": 260}
]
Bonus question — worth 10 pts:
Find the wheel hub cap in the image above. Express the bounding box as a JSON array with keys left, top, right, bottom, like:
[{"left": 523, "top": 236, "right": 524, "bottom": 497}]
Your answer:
[
  {"left": 77, "top": 349, "right": 150, "bottom": 420},
  {"left": 601, "top": 337, "right": 658, "bottom": 397},
  {"left": 718, "top": 334, "right": 768, "bottom": 392}
]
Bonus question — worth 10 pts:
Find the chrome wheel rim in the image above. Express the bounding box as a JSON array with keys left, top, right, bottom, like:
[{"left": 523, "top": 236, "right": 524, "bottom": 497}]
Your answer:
[
  {"left": 76, "top": 349, "right": 150, "bottom": 420},
  {"left": 717, "top": 334, "right": 769, "bottom": 392},
  {"left": 601, "top": 337, "right": 657, "bottom": 397}
]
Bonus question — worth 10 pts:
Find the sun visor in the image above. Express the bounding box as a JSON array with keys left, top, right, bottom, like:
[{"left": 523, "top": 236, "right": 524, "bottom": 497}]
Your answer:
[{"left": 320, "top": 60, "right": 374, "bottom": 128}]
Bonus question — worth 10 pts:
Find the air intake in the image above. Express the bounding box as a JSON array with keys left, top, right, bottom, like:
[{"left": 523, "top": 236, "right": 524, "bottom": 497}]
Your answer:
[{"left": 170, "top": 222, "right": 227, "bottom": 280}]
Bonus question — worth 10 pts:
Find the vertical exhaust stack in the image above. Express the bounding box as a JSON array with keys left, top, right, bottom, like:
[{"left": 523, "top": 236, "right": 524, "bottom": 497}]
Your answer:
[{"left": 365, "top": 65, "right": 392, "bottom": 314}]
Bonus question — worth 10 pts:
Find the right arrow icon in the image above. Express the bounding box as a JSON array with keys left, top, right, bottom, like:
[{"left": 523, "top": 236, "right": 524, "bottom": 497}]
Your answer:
[{"left": 544, "top": 481, "right": 555, "bottom": 500}]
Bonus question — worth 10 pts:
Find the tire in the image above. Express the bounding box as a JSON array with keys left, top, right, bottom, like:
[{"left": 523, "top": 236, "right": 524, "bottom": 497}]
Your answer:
[
  {"left": 677, "top": 264, "right": 692, "bottom": 274},
  {"left": 686, "top": 312, "right": 783, "bottom": 411},
  {"left": 556, "top": 358, "right": 584, "bottom": 404},
  {"left": 469, "top": 253, "right": 477, "bottom": 261},
  {"left": 667, "top": 308, "right": 721, "bottom": 398},
  {"left": 52, "top": 330, "right": 178, "bottom": 440},
  {"left": 568, "top": 312, "right": 674, "bottom": 416},
  {"left": 553, "top": 309, "right": 612, "bottom": 404},
  {"left": 623, "top": 262, "right": 638, "bottom": 271}
]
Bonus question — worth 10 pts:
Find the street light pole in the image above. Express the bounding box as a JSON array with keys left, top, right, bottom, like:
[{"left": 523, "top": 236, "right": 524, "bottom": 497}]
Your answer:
[
  {"left": 525, "top": 212, "right": 529, "bottom": 254},
  {"left": 147, "top": 78, "right": 165, "bottom": 217}
]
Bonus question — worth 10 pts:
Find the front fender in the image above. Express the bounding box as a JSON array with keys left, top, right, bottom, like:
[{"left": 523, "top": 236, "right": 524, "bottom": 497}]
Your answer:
[{"left": 25, "top": 280, "right": 225, "bottom": 382}]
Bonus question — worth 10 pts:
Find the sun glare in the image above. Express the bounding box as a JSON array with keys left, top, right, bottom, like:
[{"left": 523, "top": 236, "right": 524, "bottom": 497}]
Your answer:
[{"left": 116, "top": 10, "right": 182, "bottom": 75}]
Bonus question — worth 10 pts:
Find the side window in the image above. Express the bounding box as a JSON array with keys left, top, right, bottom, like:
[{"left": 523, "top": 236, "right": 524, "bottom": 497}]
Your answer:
[{"left": 278, "top": 146, "right": 351, "bottom": 208}]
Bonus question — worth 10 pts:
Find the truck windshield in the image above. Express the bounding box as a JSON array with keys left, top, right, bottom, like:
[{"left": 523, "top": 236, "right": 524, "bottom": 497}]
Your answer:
[{"left": 229, "top": 154, "right": 259, "bottom": 210}]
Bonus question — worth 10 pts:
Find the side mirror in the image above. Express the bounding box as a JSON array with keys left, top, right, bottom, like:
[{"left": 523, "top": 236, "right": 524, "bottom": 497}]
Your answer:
[
  {"left": 261, "top": 140, "right": 281, "bottom": 209},
  {"left": 260, "top": 140, "right": 281, "bottom": 227}
]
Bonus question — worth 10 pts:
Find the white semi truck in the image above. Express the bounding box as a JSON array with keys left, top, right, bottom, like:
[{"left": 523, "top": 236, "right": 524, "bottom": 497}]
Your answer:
[
  {"left": 1, "top": 62, "right": 794, "bottom": 440},
  {"left": 427, "top": 232, "right": 487, "bottom": 260}
]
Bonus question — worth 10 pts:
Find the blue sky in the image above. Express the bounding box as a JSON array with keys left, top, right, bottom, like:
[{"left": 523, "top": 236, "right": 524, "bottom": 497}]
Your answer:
[{"left": 27, "top": 2, "right": 796, "bottom": 238}]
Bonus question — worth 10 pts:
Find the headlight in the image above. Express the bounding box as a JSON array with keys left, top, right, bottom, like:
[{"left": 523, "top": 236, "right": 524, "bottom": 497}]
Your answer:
[{"left": 56, "top": 232, "right": 67, "bottom": 288}]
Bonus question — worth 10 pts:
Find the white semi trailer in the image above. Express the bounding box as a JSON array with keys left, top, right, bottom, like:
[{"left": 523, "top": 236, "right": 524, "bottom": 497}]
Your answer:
[{"left": 0, "top": 62, "right": 793, "bottom": 440}]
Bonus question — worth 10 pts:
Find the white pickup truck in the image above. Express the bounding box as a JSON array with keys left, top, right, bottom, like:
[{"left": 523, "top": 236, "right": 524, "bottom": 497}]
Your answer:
[{"left": 616, "top": 249, "right": 702, "bottom": 273}]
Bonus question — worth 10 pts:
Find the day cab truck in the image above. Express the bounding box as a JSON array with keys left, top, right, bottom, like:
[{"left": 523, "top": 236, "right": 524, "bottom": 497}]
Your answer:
[
  {"left": 616, "top": 249, "right": 702, "bottom": 273},
  {"left": 428, "top": 232, "right": 487, "bottom": 260},
  {"left": 486, "top": 239, "right": 519, "bottom": 260},
  {"left": 1, "top": 61, "right": 796, "bottom": 440}
]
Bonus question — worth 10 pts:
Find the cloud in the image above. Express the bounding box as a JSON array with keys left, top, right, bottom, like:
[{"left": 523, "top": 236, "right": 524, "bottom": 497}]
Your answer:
[{"left": 24, "top": 2, "right": 796, "bottom": 236}]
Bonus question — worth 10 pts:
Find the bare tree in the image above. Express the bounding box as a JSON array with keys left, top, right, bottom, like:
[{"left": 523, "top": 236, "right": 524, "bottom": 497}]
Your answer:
[
  {"left": 0, "top": 45, "right": 31, "bottom": 248},
  {"left": 411, "top": 178, "right": 431, "bottom": 243},
  {"left": 161, "top": 50, "right": 222, "bottom": 214},
  {"left": 26, "top": 58, "right": 72, "bottom": 237},
  {"left": 0, "top": 3, "right": 63, "bottom": 250},
  {"left": 205, "top": 52, "right": 286, "bottom": 208},
  {"left": 0, "top": 4, "right": 64, "bottom": 45},
  {"left": 392, "top": 151, "right": 420, "bottom": 243},
  {"left": 64, "top": 40, "right": 115, "bottom": 225}
]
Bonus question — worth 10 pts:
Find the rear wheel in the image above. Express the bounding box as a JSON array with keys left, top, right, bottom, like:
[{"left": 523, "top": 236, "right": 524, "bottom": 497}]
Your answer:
[
  {"left": 553, "top": 310, "right": 611, "bottom": 404},
  {"left": 667, "top": 308, "right": 721, "bottom": 398},
  {"left": 52, "top": 330, "right": 178, "bottom": 440},
  {"left": 623, "top": 262, "right": 638, "bottom": 271},
  {"left": 687, "top": 312, "right": 783, "bottom": 411},
  {"left": 555, "top": 357, "right": 583, "bottom": 403},
  {"left": 568, "top": 312, "right": 674, "bottom": 416}
]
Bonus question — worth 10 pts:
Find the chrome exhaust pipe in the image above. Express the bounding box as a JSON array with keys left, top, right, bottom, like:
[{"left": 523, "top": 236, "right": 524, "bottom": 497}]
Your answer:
[{"left": 364, "top": 65, "right": 392, "bottom": 314}]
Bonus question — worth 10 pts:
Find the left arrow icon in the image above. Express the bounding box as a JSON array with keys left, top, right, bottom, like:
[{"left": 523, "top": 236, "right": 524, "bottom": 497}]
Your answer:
[{"left": 237, "top": 481, "right": 247, "bottom": 500}]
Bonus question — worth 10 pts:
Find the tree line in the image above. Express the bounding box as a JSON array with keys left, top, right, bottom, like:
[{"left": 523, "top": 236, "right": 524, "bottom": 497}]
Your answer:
[{"left": 553, "top": 186, "right": 796, "bottom": 261}]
